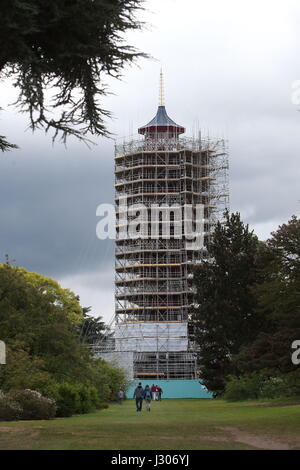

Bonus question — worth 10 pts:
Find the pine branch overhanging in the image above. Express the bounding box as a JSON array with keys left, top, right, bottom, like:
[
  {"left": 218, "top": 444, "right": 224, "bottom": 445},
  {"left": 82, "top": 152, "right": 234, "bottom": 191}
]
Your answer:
[{"left": 0, "top": 0, "right": 147, "bottom": 149}]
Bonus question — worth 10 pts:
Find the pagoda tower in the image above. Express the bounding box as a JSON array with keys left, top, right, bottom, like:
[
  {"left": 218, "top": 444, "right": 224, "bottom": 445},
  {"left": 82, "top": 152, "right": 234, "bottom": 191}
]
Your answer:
[{"left": 113, "top": 72, "right": 229, "bottom": 397}]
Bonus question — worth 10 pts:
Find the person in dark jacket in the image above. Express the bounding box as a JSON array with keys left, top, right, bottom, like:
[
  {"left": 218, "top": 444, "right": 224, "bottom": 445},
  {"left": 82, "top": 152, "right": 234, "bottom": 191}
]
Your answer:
[
  {"left": 143, "top": 385, "right": 153, "bottom": 412},
  {"left": 133, "top": 383, "right": 144, "bottom": 411},
  {"left": 157, "top": 385, "right": 163, "bottom": 401}
]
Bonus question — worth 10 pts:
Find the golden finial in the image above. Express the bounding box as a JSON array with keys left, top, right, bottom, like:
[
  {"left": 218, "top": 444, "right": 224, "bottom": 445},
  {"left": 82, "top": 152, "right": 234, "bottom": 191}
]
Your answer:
[{"left": 159, "top": 68, "right": 165, "bottom": 106}]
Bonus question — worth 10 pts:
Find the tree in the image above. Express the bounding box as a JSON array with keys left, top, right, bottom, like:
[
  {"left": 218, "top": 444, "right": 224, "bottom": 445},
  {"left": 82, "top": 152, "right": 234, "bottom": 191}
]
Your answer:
[
  {"left": 0, "top": 344, "right": 51, "bottom": 392},
  {"left": 0, "top": 264, "right": 127, "bottom": 407},
  {"left": 79, "top": 306, "right": 109, "bottom": 345},
  {"left": 0, "top": 264, "right": 90, "bottom": 384},
  {"left": 191, "top": 211, "right": 266, "bottom": 395},
  {"left": 0, "top": 0, "right": 145, "bottom": 150},
  {"left": 234, "top": 216, "right": 300, "bottom": 376}
]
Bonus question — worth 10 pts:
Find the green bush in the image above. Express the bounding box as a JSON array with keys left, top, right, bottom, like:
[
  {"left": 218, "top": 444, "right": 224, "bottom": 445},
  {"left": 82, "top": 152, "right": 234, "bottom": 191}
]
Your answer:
[
  {"left": 223, "top": 374, "right": 263, "bottom": 401},
  {"left": 259, "top": 377, "right": 286, "bottom": 399},
  {"left": 46, "top": 382, "right": 102, "bottom": 417},
  {"left": 224, "top": 371, "right": 300, "bottom": 401},
  {"left": 50, "top": 383, "right": 80, "bottom": 417},
  {"left": 10, "top": 389, "right": 56, "bottom": 420},
  {"left": 280, "top": 371, "right": 300, "bottom": 397},
  {"left": 0, "top": 391, "right": 22, "bottom": 421},
  {"left": 97, "top": 402, "right": 109, "bottom": 410},
  {"left": 76, "top": 384, "right": 100, "bottom": 414}
]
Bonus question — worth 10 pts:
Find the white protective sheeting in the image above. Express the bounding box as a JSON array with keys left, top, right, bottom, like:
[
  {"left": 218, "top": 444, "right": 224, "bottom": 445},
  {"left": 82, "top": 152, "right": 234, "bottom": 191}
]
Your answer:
[
  {"left": 96, "top": 351, "right": 134, "bottom": 380},
  {"left": 115, "top": 322, "right": 188, "bottom": 352}
]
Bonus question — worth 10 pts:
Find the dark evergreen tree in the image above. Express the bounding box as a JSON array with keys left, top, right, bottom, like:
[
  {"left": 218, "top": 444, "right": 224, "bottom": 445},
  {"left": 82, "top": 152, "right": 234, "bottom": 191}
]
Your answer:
[
  {"left": 0, "top": 0, "right": 145, "bottom": 150},
  {"left": 234, "top": 216, "right": 300, "bottom": 376},
  {"left": 79, "top": 307, "right": 110, "bottom": 345},
  {"left": 192, "top": 211, "right": 265, "bottom": 395}
]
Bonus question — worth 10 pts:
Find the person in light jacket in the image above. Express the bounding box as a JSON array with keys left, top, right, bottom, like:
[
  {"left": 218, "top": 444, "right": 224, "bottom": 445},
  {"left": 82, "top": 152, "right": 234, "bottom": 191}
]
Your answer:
[{"left": 118, "top": 389, "right": 124, "bottom": 404}]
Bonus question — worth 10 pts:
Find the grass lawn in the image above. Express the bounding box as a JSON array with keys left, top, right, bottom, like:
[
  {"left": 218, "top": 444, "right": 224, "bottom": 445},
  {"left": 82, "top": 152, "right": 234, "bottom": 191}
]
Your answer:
[{"left": 0, "top": 399, "right": 300, "bottom": 450}]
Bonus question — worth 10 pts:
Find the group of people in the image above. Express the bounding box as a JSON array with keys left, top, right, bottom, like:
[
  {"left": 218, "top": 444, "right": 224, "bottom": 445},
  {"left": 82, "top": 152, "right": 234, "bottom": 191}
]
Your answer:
[
  {"left": 133, "top": 383, "right": 163, "bottom": 412},
  {"left": 150, "top": 384, "right": 163, "bottom": 401}
]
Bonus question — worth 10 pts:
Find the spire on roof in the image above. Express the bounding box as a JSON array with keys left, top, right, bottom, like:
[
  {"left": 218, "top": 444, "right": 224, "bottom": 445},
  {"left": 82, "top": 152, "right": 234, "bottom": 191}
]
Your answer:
[
  {"left": 138, "top": 69, "right": 185, "bottom": 137},
  {"left": 159, "top": 68, "right": 165, "bottom": 107}
]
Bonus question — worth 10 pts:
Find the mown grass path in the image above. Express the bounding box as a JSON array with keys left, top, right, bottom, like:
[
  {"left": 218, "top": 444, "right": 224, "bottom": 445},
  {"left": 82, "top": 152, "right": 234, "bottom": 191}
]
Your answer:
[{"left": 0, "top": 399, "right": 300, "bottom": 450}]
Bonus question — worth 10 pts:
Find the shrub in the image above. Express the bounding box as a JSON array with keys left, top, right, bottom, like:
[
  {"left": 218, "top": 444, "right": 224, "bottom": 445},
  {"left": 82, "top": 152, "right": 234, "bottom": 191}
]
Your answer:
[
  {"left": 97, "top": 402, "right": 109, "bottom": 410},
  {"left": 10, "top": 389, "right": 56, "bottom": 420},
  {"left": 46, "top": 382, "right": 102, "bottom": 417},
  {"left": 282, "top": 371, "right": 300, "bottom": 397},
  {"left": 260, "top": 376, "right": 286, "bottom": 399},
  {"left": 223, "top": 373, "right": 264, "bottom": 401},
  {"left": 76, "top": 384, "right": 100, "bottom": 414},
  {"left": 49, "top": 383, "right": 80, "bottom": 417},
  {"left": 0, "top": 391, "right": 22, "bottom": 421},
  {"left": 224, "top": 371, "right": 300, "bottom": 401}
]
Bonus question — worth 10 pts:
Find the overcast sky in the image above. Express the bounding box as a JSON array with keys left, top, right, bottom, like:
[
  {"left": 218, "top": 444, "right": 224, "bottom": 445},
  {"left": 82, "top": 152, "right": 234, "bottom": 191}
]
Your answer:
[{"left": 0, "top": 0, "right": 299, "bottom": 323}]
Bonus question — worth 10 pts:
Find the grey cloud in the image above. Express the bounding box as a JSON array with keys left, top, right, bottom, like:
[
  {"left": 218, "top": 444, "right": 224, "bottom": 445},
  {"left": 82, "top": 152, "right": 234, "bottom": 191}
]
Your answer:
[{"left": 0, "top": 136, "right": 115, "bottom": 278}]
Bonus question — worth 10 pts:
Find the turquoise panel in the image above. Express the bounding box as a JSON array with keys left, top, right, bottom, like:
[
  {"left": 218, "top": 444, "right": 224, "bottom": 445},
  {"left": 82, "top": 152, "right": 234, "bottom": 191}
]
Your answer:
[{"left": 127, "top": 379, "right": 212, "bottom": 399}]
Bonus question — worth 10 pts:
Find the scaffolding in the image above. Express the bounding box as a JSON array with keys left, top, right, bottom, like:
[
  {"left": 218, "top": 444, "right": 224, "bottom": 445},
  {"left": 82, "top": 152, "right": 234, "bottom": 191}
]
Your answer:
[
  {"left": 94, "top": 85, "right": 229, "bottom": 381},
  {"left": 113, "top": 133, "right": 229, "bottom": 380}
]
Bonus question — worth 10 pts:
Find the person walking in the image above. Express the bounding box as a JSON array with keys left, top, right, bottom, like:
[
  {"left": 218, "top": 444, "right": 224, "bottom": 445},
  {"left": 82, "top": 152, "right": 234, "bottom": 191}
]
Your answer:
[
  {"left": 133, "top": 382, "right": 144, "bottom": 412},
  {"left": 151, "top": 384, "right": 157, "bottom": 401},
  {"left": 118, "top": 389, "right": 124, "bottom": 404},
  {"left": 157, "top": 385, "right": 163, "bottom": 401},
  {"left": 143, "top": 385, "right": 153, "bottom": 412}
]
